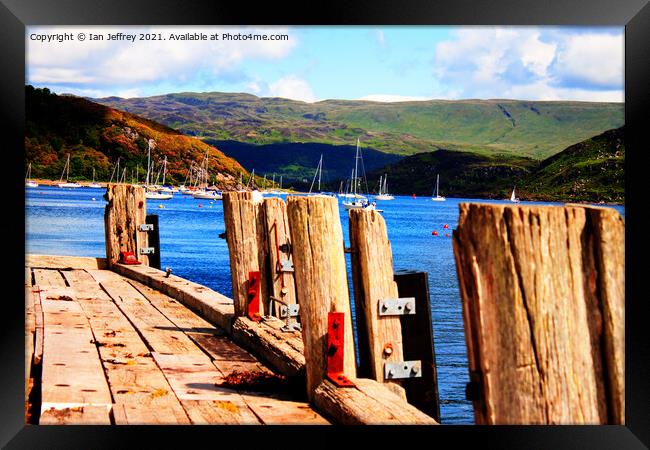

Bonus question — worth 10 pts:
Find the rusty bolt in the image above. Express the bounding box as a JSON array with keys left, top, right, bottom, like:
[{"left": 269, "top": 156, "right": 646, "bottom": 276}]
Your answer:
[
  {"left": 383, "top": 343, "right": 393, "bottom": 356},
  {"left": 116, "top": 225, "right": 123, "bottom": 235},
  {"left": 138, "top": 201, "right": 144, "bottom": 209}
]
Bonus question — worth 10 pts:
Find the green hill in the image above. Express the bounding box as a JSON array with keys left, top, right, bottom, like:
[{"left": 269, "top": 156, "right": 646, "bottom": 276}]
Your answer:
[
  {"left": 522, "top": 126, "right": 624, "bottom": 203},
  {"left": 25, "top": 86, "right": 249, "bottom": 186},
  {"left": 364, "top": 127, "right": 624, "bottom": 204},
  {"left": 205, "top": 140, "right": 402, "bottom": 190},
  {"left": 94, "top": 92, "right": 623, "bottom": 160}
]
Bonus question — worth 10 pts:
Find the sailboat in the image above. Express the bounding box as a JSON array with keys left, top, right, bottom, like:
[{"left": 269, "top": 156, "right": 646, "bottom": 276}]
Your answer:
[
  {"left": 57, "top": 154, "right": 81, "bottom": 188},
  {"left": 431, "top": 174, "right": 445, "bottom": 202},
  {"left": 509, "top": 186, "right": 520, "bottom": 203},
  {"left": 144, "top": 139, "right": 173, "bottom": 200},
  {"left": 87, "top": 168, "right": 101, "bottom": 188},
  {"left": 308, "top": 154, "right": 332, "bottom": 197},
  {"left": 192, "top": 150, "right": 222, "bottom": 200},
  {"left": 343, "top": 139, "right": 376, "bottom": 210},
  {"left": 25, "top": 162, "right": 38, "bottom": 188},
  {"left": 375, "top": 174, "right": 395, "bottom": 200}
]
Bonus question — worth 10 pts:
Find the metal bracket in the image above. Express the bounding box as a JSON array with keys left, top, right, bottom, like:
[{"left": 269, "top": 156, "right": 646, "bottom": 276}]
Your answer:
[
  {"left": 280, "top": 322, "right": 302, "bottom": 332},
  {"left": 246, "top": 271, "right": 261, "bottom": 322},
  {"left": 326, "top": 312, "right": 355, "bottom": 387},
  {"left": 279, "top": 303, "right": 300, "bottom": 318},
  {"left": 378, "top": 297, "right": 416, "bottom": 316},
  {"left": 139, "top": 247, "right": 155, "bottom": 255},
  {"left": 139, "top": 223, "right": 154, "bottom": 231},
  {"left": 280, "top": 259, "right": 294, "bottom": 273},
  {"left": 384, "top": 360, "right": 422, "bottom": 379}
]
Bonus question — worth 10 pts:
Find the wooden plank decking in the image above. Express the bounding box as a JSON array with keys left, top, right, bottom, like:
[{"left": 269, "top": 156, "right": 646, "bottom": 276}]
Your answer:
[{"left": 25, "top": 255, "right": 328, "bottom": 425}]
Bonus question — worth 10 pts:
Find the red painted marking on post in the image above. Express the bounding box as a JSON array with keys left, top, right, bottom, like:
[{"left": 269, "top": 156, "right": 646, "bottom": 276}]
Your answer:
[
  {"left": 326, "top": 311, "right": 355, "bottom": 387},
  {"left": 119, "top": 251, "right": 142, "bottom": 265},
  {"left": 247, "top": 271, "right": 261, "bottom": 322}
]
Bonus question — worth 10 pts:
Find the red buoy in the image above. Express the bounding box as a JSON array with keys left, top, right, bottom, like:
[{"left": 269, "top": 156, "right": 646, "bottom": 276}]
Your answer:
[
  {"left": 443, "top": 224, "right": 449, "bottom": 229},
  {"left": 445, "top": 233, "right": 450, "bottom": 237},
  {"left": 432, "top": 230, "right": 438, "bottom": 236},
  {"left": 198, "top": 204, "right": 202, "bottom": 208},
  {"left": 412, "top": 194, "right": 416, "bottom": 199}
]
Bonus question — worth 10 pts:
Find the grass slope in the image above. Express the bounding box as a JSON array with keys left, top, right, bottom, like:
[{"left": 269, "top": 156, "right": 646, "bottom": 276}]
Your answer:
[
  {"left": 94, "top": 92, "right": 623, "bottom": 159},
  {"left": 365, "top": 127, "right": 624, "bottom": 204}
]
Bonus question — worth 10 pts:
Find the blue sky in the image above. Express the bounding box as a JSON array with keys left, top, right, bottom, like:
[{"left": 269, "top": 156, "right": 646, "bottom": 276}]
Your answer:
[{"left": 26, "top": 26, "right": 624, "bottom": 102}]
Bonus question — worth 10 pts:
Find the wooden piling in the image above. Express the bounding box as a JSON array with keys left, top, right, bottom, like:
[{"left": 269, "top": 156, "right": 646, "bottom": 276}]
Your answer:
[
  {"left": 263, "top": 197, "right": 297, "bottom": 317},
  {"left": 286, "top": 195, "right": 355, "bottom": 400},
  {"left": 104, "top": 184, "right": 148, "bottom": 267},
  {"left": 287, "top": 196, "right": 435, "bottom": 425},
  {"left": 348, "top": 209, "right": 405, "bottom": 397},
  {"left": 222, "top": 192, "right": 268, "bottom": 318},
  {"left": 452, "top": 203, "right": 624, "bottom": 424}
]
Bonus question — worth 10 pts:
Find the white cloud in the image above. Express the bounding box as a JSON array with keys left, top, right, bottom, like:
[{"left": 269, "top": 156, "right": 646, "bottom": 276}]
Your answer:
[
  {"left": 553, "top": 33, "right": 623, "bottom": 88},
  {"left": 268, "top": 75, "right": 315, "bottom": 102},
  {"left": 27, "top": 26, "right": 297, "bottom": 89},
  {"left": 375, "top": 30, "right": 386, "bottom": 46},
  {"left": 433, "top": 27, "right": 623, "bottom": 102}
]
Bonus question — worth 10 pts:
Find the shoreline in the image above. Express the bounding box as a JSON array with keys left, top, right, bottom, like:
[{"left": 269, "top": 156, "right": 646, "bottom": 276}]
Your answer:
[{"left": 26, "top": 179, "right": 624, "bottom": 207}]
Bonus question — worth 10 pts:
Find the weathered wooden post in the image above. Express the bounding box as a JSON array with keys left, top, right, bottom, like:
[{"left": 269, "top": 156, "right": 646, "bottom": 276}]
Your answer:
[
  {"left": 288, "top": 196, "right": 436, "bottom": 424},
  {"left": 286, "top": 195, "right": 355, "bottom": 399},
  {"left": 348, "top": 209, "right": 407, "bottom": 398},
  {"left": 263, "top": 197, "right": 298, "bottom": 324},
  {"left": 222, "top": 191, "right": 268, "bottom": 318},
  {"left": 452, "top": 203, "right": 624, "bottom": 424},
  {"left": 104, "top": 184, "right": 149, "bottom": 267}
]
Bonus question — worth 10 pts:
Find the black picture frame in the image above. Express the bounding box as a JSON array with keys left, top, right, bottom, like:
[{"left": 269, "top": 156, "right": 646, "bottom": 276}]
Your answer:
[{"left": 2, "top": 0, "right": 648, "bottom": 447}]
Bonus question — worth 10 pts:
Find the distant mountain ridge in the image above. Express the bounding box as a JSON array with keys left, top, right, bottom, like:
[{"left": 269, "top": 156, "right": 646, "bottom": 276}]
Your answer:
[
  {"left": 25, "top": 86, "right": 248, "bottom": 187},
  {"left": 364, "top": 126, "right": 624, "bottom": 204},
  {"left": 94, "top": 91, "right": 624, "bottom": 160}
]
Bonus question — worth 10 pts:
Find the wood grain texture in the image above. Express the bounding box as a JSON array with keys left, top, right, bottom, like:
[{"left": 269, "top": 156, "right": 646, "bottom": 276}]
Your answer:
[
  {"left": 40, "top": 405, "right": 111, "bottom": 425},
  {"left": 263, "top": 197, "right": 297, "bottom": 317},
  {"left": 349, "top": 209, "right": 405, "bottom": 395},
  {"left": 26, "top": 254, "right": 108, "bottom": 270},
  {"left": 104, "top": 184, "right": 148, "bottom": 267},
  {"left": 287, "top": 195, "right": 355, "bottom": 401},
  {"left": 231, "top": 317, "right": 305, "bottom": 378},
  {"left": 223, "top": 191, "right": 268, "bottom": 317},
  {"left": 40, "top": 299, "right": 113, "bottom": 422},
  {"left": 151, "top": 352, "right": 262, "bottom": 424},
  {"left": 89, "top": 269, "right": 203, "bottom": 357},
  {"left": 33, "top": 268, "right": 67, "bottom": 288},
  {"left": 452, "top": 203, "right": 624, "bottom": 424},
  {"left": 127, "top": 278, "right": 273, "bottom": 378},
  {"left": 313, "top": 378, "right": 437, "bottom": 425},
  {"left": 112, "top": 261, "right": 234, "bottom": 333},
  {"left": 240, "top": 393, "right": 329, "bottom": 425},
  {"left": 62, "top": 270, "right": 191, "bottom": 425}
]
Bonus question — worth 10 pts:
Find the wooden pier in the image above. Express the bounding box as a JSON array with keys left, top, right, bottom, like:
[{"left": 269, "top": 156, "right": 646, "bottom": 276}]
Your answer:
[{"left": 25, "top": 254, "right": 327, "bottom": 425}]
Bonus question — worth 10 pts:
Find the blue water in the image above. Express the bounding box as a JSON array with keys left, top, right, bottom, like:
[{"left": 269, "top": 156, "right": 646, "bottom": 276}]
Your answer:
[{"left": 25, "top": 186, "right": 625, "bottom": 424}]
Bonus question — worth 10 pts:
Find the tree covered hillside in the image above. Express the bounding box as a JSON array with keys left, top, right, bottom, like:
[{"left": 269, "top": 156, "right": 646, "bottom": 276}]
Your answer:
[{"left": 25, "top": 86, "right": 248, "bottom": 187}]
